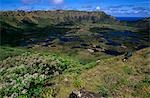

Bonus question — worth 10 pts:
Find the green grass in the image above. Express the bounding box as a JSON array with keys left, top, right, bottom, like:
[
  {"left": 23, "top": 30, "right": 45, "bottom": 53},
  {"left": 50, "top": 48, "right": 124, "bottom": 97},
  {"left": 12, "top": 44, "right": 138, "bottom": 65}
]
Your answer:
[
  {"left": 51, "top": 48, "right": 150, "bottom": 98},
  {"left": 0, "top": 47, "right": 81, "bottom": 97},
  {"left": 0, "top": 46, "right": 97, "bottom": 97},
  {"left": 0, "top": 46, "right": 27, "bottom": 61},
  {"left": 98, "top": 85, "right": 109, "bottom": 97},
  {"left": 123, "top": 65, "right": 134, "bottom": 75},
  {"left": 0, "top": 46, "right": 149, "bottom": 98}
]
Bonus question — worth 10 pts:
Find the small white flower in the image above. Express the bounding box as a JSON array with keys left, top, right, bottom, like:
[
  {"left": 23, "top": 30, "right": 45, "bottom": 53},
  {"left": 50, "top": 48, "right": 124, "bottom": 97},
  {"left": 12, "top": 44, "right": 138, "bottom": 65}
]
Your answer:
[
  {"left": 11, "top": 93, "right": 18, "bottom": 98},
  {"left": 33, "top": 73, "right": 38, "bottom": 78},
  {"left": 22, "top": 89, "right": 27, "bottom": 94},
  {"left": 10, "top": 80, "right": 16, "bottom": 85}
]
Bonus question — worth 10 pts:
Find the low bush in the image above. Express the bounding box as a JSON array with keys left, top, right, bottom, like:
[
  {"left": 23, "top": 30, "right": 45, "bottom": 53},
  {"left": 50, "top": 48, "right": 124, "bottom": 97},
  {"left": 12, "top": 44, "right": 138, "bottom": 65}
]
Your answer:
[
  {"left": 101, "top": 73, "right": 129, "bottom": 97},
  {"left": 73, "top": 76, "right": 84, "bottom": 88},
  {"left": 123, "top": 65, "right": 134, "bottom": 75},
  {"left": 0, "top": 46, "right": 26, "bottom": 61},
  {"left": 98, "top": 85, "right": 109, "bottom": 97},
  {"left": 0, "top": 52, "right": 77, "bottom": 97}
]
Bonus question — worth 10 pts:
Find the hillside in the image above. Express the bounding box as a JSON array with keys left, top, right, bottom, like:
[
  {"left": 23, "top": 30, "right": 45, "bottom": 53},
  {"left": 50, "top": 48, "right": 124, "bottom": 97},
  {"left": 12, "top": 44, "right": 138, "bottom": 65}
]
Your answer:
[
  {"left": 0, "top": 10, "right": 149, "bottom": 98},
  {"left": 0, "top": 10, "right": 149, "bottom": 63},
  {"left": 131, "top": 18, "right": 150, "bottom": 31},
  {"left": 0, "top": 10, "right": 124, "bottom": 46},
  {"left": 0, "top": 46, "right": 149, "bottom": 98},
  {"left": 0, "top": 10, "right": 120, "bottom": 28},
  {"left": 1, "top": 10, "right": 149, "bottom": 32},
  {"left": 1, "top": 10, "right": 148, "bottom": 48},
  {"left": 54, "top": 48, "right": 150, "bottom": 98}
]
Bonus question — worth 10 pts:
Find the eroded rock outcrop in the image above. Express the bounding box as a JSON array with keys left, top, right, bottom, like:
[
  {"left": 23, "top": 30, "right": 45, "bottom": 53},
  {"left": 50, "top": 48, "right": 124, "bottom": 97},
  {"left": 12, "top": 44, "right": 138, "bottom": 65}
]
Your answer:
[{"left": 69, "top": 89, "right": 103, "bottom": 98}]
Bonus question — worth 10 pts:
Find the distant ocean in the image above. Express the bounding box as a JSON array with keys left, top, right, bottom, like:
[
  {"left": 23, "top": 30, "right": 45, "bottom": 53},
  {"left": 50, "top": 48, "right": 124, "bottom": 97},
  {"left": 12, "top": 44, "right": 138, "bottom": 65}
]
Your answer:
[{"left": 116, "top": 17, "right": 145, "bottom": 21}]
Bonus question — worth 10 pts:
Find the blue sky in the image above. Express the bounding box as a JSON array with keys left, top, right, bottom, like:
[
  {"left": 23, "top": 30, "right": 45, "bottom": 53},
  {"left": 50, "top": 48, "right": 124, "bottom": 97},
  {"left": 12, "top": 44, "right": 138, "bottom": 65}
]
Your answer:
[{"left": 0, "top": 0, "right": 150, "bottom": 17}]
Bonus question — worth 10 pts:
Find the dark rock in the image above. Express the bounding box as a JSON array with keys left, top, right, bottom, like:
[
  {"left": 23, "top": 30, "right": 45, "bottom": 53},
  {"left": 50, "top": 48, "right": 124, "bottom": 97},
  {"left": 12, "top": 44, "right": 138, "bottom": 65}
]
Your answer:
[
  {"left": 59, "top": 36, "right": 81, "bottom": 42},
  {"left": 69, "top": 89, "right": 103, "bottom": 98},
  {"left": 95, "top": 45, "right": 101, "bottom": 48},
  {"left": 81, "top": 43, "right": 89, "bottom": 47},
  {"left": 136, "top": 45, "right": 149, "bottom": 50},
  {"left": 104, "top": 50, "right": 124, "bottom": 56},
  {"left": 124, "top": 51, "right": 133, "bottom": 58},
  {"left": 51, "top": 45, "right": 56, "bottom": 47},
  {"left": 122, "top": 51, "right": 133, "bottom": 61},
  {"left": 71, "top": 46, "right": 81, "bottom": 49},
  {"left": 106, "top": 41, "right": 121, "bottom": 46},
  {"left": 27, "top": 45, "right": 33, "bottom": 49},
  {"left": 93, "top": 48, "right": 103, "bottom": 52}
]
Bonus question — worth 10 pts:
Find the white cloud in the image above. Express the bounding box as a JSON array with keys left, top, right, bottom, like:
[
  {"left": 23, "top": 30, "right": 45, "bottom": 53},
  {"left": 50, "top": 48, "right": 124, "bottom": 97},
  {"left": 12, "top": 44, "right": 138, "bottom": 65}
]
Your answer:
[
  {"left": 17, "top": 6, "right": 32, "bottom": 11},
  {"left": 22, "top": 0, "right": 40, "bottom": 4},
  {"left": 96, "top": 6, "right": 100, "bottom": 10},
  {"left": 52, "top": 0, "right": 64, "bottom": 4},
  {"left": 22, "top": 0, "right": 64, "bottom": 5}
]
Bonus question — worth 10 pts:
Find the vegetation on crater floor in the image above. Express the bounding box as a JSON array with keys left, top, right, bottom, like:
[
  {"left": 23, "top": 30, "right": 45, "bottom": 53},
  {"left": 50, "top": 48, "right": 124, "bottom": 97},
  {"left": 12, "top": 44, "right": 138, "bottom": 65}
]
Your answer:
[{"left": 0, "top": 47, "right": 149, "bottom": 98}]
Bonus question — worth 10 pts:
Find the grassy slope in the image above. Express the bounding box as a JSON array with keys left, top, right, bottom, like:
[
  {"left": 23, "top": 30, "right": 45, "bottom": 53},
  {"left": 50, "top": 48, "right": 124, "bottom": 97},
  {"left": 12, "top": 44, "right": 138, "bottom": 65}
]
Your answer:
[
  {"left": 0, "top": 10, "right": 149, "bottom": 98},
  {"left": 0, "top": 46, "right": 82, "bottom": 98},
  {"left": 0, "top": 46, "right": 27, "bottom": 61},
  {"left": 0, "top": 46, "right": 149, "bottom": 98},
  {"left": 0, "top": 10, "right": 141, "bottom": 33},
  {"left": 52, "top": 48, "right": 150, "bottom": 98}
]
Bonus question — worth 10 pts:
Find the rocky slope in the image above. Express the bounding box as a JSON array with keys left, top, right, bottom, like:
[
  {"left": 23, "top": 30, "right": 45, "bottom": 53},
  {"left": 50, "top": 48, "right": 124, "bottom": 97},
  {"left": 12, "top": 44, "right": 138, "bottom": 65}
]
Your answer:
[
  {"left": 133, "top": 18, "right": 150, "bottom": 31},
  {"left": 0, "top": 46, "right": 149, "bottom": 98},
  {"left": 0, "top": 10, "right": 120, "bottom": 28}
]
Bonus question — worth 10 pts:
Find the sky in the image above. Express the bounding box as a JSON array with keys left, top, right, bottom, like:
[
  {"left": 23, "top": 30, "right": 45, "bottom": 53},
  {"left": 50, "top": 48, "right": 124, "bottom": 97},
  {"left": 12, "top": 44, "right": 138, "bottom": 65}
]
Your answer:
[{"left": 0, "top": 0, "right": 150, "bottom": 17}]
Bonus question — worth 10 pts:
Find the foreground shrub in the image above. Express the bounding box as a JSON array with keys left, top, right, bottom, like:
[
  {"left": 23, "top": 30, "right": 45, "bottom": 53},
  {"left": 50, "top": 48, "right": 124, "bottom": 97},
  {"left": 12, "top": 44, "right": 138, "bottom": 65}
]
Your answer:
[
  {"left": 98, "top": 85, "right": 109, "bottom": 97},
  {"left": 0, "top": 52, "right": 76, "bottom": 97},
  {"left": 0, "top": 46, "right": 26, "bottom": 61},
  {"left": 100, "top": 73, "right": 128, "bottom": 97}
]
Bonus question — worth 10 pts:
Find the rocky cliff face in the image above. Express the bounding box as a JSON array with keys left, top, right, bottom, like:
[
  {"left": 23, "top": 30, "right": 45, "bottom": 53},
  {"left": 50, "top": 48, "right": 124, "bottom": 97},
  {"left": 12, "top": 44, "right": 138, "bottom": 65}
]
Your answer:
[
  {"left": 126, "top": 17, "right": 150, "bottom": 32},
  {"left": 134, "top": 18, "right": 150, "bottom": 30},
  {"left": 0, "top": 10, "right": 120, "bottom": 28}
]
